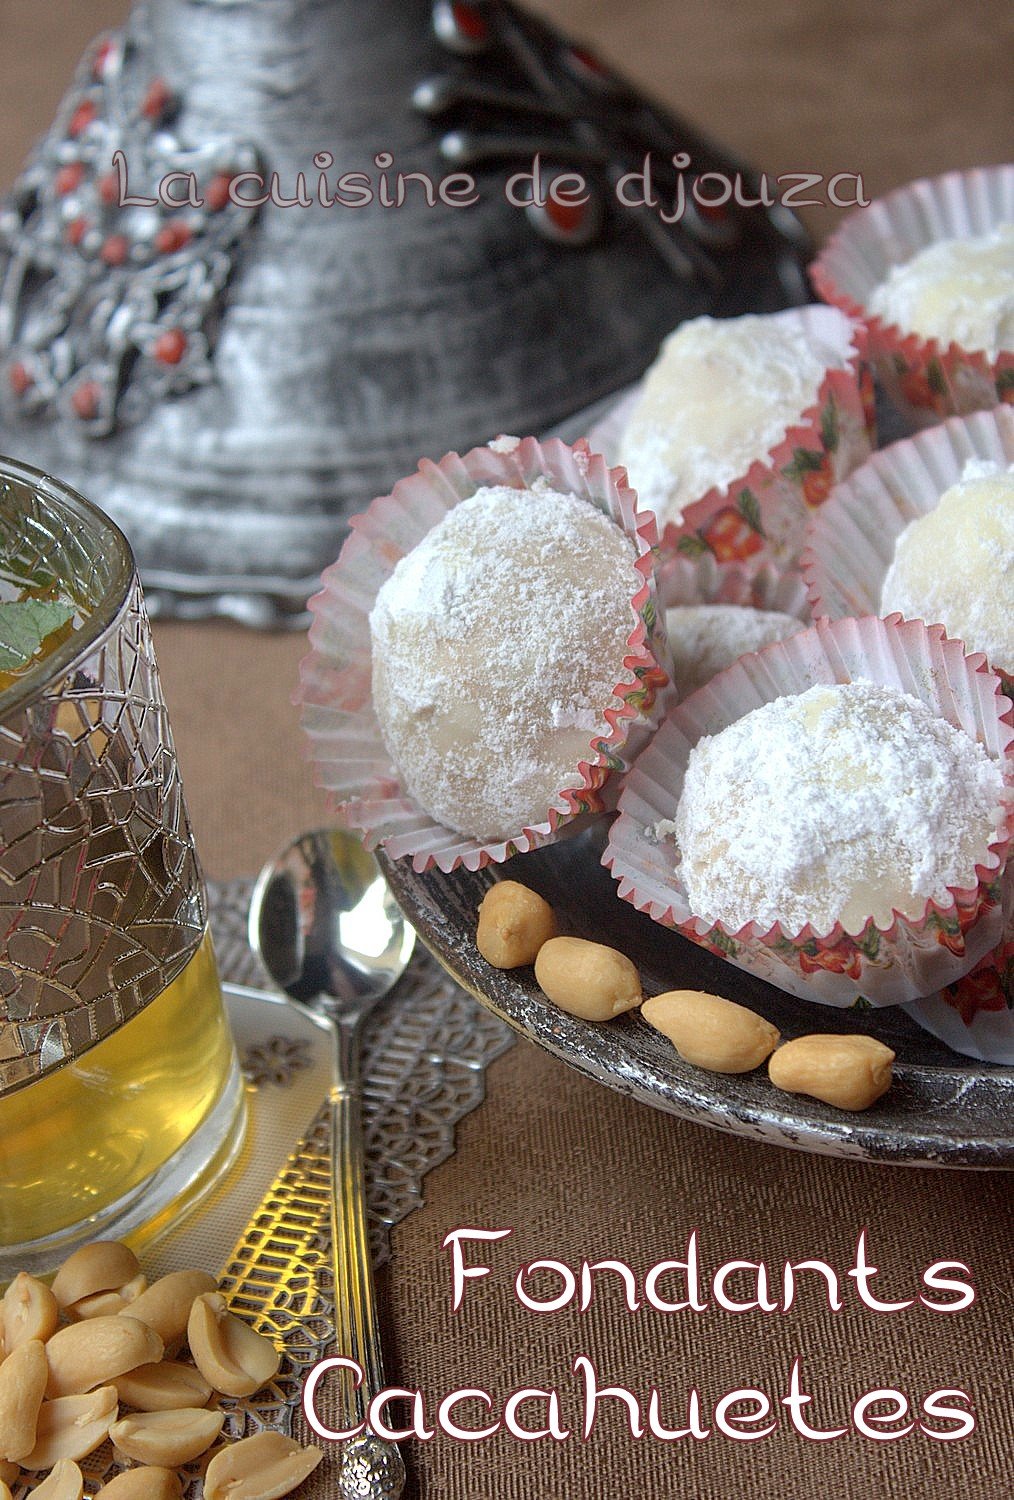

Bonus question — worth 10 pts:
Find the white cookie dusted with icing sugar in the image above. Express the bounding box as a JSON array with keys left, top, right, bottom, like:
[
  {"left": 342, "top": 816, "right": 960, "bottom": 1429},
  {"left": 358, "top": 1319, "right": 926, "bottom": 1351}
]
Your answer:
[
  {"left": 664, "top": 603, "right": 805, "bottom": 698},
  {"left": 618, "top": 310, "right": 841, "bottom": 529},
  {"left": 369, "top": 482, "right": 639, "bottom": 843},
  {"left": 672, "top": 681, "right": 1005, "bottom": 938},
  {"left": 868, "top": 225, "right": 1014, "bottom": 360},
  {"left": 880, "top": 459, "right": 1014, "bottom": 674}
]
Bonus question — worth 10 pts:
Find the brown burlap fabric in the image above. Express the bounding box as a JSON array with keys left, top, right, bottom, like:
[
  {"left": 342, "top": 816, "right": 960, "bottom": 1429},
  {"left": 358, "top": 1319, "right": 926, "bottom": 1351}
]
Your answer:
[{"left": 4, "top": 4, "right": 1013, "bottom": 1494}]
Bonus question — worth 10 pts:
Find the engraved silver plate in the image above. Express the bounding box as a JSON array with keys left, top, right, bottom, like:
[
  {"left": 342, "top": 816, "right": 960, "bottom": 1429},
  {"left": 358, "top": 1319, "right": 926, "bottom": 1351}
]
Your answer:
[{"left": 378, "top": 826, "right": 1014, "bottom": 1170}]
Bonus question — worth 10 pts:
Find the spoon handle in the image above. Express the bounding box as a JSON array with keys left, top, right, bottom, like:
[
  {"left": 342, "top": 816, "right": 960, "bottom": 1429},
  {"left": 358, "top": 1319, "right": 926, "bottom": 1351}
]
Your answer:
[{"left": 330, "top": 1014, "right": 407, "bottom": 1500}]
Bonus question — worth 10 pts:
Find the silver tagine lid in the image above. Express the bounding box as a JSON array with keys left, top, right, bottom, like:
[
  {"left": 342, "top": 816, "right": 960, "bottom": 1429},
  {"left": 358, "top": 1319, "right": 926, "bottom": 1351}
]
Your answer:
[{"left": 0, "top": 0, "right": 811, "bottom": 624}]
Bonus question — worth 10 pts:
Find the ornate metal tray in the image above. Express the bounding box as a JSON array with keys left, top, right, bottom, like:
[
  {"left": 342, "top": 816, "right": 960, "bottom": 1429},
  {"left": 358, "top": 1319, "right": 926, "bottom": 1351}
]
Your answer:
[{"left": 379, "top": 826, "right": 1014, "bottom": 1169}]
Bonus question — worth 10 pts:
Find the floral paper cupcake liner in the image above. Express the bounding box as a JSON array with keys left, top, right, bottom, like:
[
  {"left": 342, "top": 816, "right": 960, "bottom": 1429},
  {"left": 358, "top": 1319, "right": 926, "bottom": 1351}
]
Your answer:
[
  {"left": 811, "top": 164, "right": 1014, "bottom": 428},
  {"left": 297, "top": 436, "right": 671, "bottom": 873},
  {"left": 904, "top": 878, "right": 1014, "bottom": 1064},
  {"left": 800, "top": 406, "right": 1014, "bottom": 690},
  {"left": 589, "top": 304, "right": 874, "bottom": 601},
  {"left": 604, "top": 615, "right": 1013, "bottom": 1009}
]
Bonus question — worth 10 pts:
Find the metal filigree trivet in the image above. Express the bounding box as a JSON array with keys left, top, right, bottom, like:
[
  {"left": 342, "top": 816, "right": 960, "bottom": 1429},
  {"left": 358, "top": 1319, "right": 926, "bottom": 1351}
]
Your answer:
[{"left": 208, "top": 876, "right": 514, "bottom": 1273}]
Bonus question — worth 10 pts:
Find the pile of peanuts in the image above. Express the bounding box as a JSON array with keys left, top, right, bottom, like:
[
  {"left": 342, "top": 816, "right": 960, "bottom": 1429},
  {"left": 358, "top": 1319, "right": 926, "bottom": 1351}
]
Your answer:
[
  {"left": 0, "top": 1241, "right": 321, "bottom": 1500},
  {"left": 476, "top": 880, "right": 895, "bottom": 1112}
]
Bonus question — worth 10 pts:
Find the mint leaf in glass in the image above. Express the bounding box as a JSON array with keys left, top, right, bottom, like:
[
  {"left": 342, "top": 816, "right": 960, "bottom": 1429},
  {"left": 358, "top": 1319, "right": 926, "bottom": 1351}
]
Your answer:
[{"left": 0, "top": 598, "right": 75, "bottom": 671}]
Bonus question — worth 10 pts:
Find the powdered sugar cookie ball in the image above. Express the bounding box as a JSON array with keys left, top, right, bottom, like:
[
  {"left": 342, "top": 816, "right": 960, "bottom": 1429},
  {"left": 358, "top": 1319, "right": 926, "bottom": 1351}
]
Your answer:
[
  {"left": 618, "top": 311, "right": 842, "bottom": 528},
  {"left": 880, "top": 459, "right": 1014, "bottom": 672},
  {"left": 810, "top": 167, "right": 1014, "bottom": 426},
  {"left": 369, "top": 481, "right": 639, "bottom": 842},
  {"left": 665, "top": 604, "right": 805, "bottom": 698},
  {"left": 868, "top": 225, "right": 1014, "bottom": 360},
  {"left": 673, "top": 681, "right": 1005, "bottom": 936}
]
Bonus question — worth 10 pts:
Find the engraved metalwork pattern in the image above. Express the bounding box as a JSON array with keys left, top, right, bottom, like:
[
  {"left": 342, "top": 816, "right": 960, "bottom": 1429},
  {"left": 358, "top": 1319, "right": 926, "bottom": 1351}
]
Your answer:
[
  {"left": 208, "top": 878, "right": 514, "bottom": 1270},
  {"left": 0, "top": 488, "right": 206, "bottom": 1092},
  {"left": 419, "top": 0, "right": 798, "bottom": 273},
  {"left": 241, "top": 1034, "right": 316, "bottom": 1088},
  {"left": 339, "top": 1432, "right": 407, "bottom": 1499},
  {"left": 208, "top": 879, "right": 512, "bottom": 1493},
  {"left": 0, "top": 28, "right": 259, "bottom": 436}
]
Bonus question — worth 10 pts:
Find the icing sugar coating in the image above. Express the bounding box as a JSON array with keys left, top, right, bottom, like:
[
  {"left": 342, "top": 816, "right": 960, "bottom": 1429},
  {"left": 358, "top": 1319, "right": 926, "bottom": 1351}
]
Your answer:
[
  {"left": 880, "top": 460, "right": 1014, "bottom": 673},
  {"left": 618, "top": 311, "right": 838, "bottom": 528},
  {"left": 370, "top": 482, "right": 638, "bottom": 842},
  {"left": 867, "top": 225, "right": 1014, "bottom": 359},
  {"left": 672, "top": 681, "right": 1005, "bottom": 936},
  {"left": 665, "top": 604, "right": 805, "bottom": 698}
]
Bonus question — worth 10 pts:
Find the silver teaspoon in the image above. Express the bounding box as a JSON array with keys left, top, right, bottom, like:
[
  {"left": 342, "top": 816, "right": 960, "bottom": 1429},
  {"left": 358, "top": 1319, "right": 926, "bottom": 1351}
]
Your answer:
[{"left": 249, "top": 827, "right": 416, "bottom": 1500}]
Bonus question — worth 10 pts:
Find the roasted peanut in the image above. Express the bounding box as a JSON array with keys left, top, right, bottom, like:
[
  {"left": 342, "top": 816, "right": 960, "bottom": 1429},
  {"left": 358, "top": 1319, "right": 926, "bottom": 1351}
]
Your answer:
[
  {"left": 768, "top": 1034, "right": 895, "bottom": 1111},
  {"left": 52, "top": 1243, "right": 142, "bottom": 1312},
  {"left": 97, "top": 1467, "right": 182, "bottom": 1500},
  {"left": 2, "top": 1273, "right": 59, "bottom": 1352},
  {"left": 476, "top": 881, "right": 557, "bottom": 968},
  {"left": 641, "top": 989, "right": 780, "bottom": 1073},
  {"left": 534, "top": 935, "right": 642, "bottom": 1021},
  {"left": 20, "top": 1386, "right": 118, "bottom": 1469},
  {"left": 109, "top": 1407, "right": 224, "bottom": 1466},
  {"left": 29, "top": 1458, "right": 83, "bottom": 1500},
  {"left": 188, "top": 1292, "right": 280, "bottom": 1397},
  {"left": 45, "top": 1316, "right": 163, "bottom": 1398},
  {"left": 0, "top": 1339, "right": 48, "bottom": 1460},
  {"left": 69, "top": 1274, "right": 148, "bottom": 1321},
  {"left": 203, "top": 1430, "right": 324, "bottom": 1500},
  {"left": 4, "top": 1240, "right": 322, "bottom": 1492},
  {"left": 122, "top": 1271, "right": 217, "bottom": 1352},
  {"left": 114, "top": 1359, "right": 211, "bottom": 1412}
]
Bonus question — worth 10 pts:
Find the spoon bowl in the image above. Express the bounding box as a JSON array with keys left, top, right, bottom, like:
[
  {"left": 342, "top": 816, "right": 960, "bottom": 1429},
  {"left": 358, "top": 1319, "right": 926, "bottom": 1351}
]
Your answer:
[{"left": 250, "top": 827, "right": 415, "bottom": 1015}]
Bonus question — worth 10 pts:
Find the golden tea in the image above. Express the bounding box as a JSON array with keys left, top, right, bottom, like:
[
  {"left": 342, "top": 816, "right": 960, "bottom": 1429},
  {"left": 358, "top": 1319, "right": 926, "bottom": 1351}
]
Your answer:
[{"left": 0, "top": 930, "right": 238, "bottom": 1250}]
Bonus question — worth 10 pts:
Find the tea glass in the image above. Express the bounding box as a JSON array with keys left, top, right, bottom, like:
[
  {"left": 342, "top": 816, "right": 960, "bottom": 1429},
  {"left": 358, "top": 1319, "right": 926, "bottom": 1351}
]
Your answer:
[{"left": 0, "top": 456, "right": 246, "bottom": 1278}]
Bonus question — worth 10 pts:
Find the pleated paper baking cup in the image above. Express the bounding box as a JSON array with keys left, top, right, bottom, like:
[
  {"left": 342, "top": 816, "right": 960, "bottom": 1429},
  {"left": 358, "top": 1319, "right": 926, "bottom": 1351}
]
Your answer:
[
  {"left": 905, "top": 881, "right": 1014, "bottom": 1063},
  {"left": 589, "top": 305, "right": 874, "bottom": 599},
  {"left": 297, "top": 436, "right": 671, "bottom": 874},
  {"left": 811, "top": 165, "right": 1014, "bottom": 428},
  {"left": 658, "top": 547, "right": 812, "bottom": 620},
  {"left": 801, "top": 405, "right": 1014, "bottom": 688},
  {"left": 605, "top": 616, "right": 1014, "bottom": 1008}
]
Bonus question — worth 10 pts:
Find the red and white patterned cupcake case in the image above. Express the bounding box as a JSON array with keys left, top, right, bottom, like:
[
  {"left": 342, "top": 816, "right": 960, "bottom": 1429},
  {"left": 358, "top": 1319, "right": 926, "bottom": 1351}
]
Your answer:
[
  {"left": 589, "top": 304, "right": 874, "bottom": 603},
  {"left": 905, "top": 880, "right": 1014, "bottom": 1064},
  {"left": 605, "top": 615, "right": 1013, "bottom": 1009},
  {"left": 801, "top": 405, "right": 1014, "bottom": 627},
  {"left": 811, "top": 164, "right": 1014, "bottom": 428},
  {"left": 297, "top": 437, "right": 672, "bottom": 873}
]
